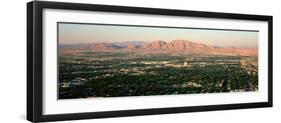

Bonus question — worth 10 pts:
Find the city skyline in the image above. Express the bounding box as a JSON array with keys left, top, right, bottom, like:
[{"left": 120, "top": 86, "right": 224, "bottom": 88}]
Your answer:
[{"left": 58, "top": 23, "right": 258, "bottom": 48}]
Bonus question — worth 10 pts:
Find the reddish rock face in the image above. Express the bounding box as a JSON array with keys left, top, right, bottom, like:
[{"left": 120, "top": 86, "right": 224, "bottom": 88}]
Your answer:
[
  {"left": 141, "top": 40, "right": 257, "bottom": 56},
  {"left": 126, "top": 44, "right": 136, "bottom": 49},
  {"left": 91, "top": 42, "right": 115, "bottom": 50},
  {"left": 167, "top": 40, "right": 208, "bottom": 50},
  {"left": 143, "top": 40, "right": 167, "bottom": 50},
  {"left": 61, "top": 40, "right": 257, "bottom": 56},
  {"left": 143, "top": 40, "right": 215, "bottom": 51}
]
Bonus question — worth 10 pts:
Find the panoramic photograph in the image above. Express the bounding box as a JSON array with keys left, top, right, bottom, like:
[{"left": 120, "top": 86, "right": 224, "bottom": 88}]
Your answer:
[{"left": 58, "top": 22, "right": 259, "bottom": 99}]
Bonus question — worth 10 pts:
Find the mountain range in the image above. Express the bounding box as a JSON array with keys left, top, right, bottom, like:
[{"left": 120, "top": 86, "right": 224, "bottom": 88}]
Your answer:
[{"left": 60, "top": 40, "right": 257, "bottom": 56}]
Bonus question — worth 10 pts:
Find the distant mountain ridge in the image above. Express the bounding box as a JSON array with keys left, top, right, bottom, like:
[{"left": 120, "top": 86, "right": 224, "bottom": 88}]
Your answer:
[
  {"left": 142, "top": 40, "right": 214, "bottom": 50},
  {"left": 112, "top": 41, "right": 145, "bottom": 47},
  {"left": 59, "top": 41, "right": 145, "bottom": 49},
  {"left": 60, "top": 40, "right": 257, "bottom": 56}
]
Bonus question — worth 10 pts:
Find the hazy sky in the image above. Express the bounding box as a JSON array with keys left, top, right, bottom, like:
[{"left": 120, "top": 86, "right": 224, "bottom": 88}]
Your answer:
[{"left": 58, "top": 23, "right": 258, "bottom": 48}]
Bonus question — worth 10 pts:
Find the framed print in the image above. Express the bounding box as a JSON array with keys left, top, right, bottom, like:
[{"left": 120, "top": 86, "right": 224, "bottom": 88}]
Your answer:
[{"left": 27, "top": 1, "right": 273, "bottom": 122}]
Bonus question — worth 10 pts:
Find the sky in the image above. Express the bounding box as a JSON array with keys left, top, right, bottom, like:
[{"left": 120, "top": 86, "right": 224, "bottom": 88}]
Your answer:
[{"left": 58, "top": 23, "right": 258, "bottom": 48}]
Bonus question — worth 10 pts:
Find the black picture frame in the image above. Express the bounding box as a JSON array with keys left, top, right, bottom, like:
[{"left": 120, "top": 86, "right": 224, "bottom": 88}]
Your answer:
[{"left": 27, "top": 1, "right": 273, "bottom": 122}]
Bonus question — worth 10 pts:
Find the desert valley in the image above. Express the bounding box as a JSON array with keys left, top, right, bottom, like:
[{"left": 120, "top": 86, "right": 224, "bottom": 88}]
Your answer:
[{"left": 58, "top": 39, "right": 258, "bottom": 99}]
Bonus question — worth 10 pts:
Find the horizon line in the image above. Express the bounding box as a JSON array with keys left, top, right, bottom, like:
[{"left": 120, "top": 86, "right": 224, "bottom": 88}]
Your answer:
[{"left": 58, "top": 40, "right": 258, "bottom": 49}]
